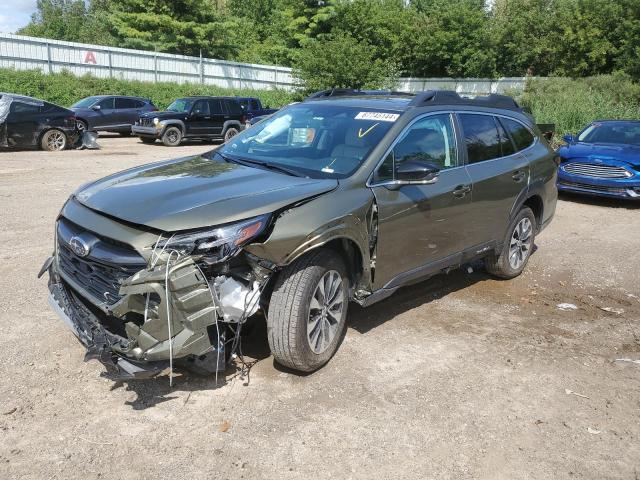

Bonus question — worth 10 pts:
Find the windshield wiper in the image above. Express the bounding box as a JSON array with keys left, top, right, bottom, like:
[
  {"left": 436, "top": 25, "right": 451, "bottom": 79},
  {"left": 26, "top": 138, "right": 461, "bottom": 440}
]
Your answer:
[{"left": 216, "top": 152, "right": 307, "bottom": 178}]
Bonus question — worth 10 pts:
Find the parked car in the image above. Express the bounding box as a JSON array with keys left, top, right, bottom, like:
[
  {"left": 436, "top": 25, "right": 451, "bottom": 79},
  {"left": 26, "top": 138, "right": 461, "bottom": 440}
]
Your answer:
[
  {"left": 236, "top": 97, "right": 278, "bottom": 121},
  {"left": 43, "top": 90, "right": 557, "bottom": 380},
  {"left": 557, "top": 120, "right": 640, "bottom": 200},
  {"left": 70, "top": 95, "right": 157, "bottom": 135},
  {"left": 0, "top": 93, "right": 78, "bottom": 151},
  {"left": 132, "top": 96, "right": 246, "bottom": 146}
]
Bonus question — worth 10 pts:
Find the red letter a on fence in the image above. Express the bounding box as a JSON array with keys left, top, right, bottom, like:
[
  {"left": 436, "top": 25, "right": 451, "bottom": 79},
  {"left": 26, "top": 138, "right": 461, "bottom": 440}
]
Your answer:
[{"left": 84, "top": 51, "right": 97, "bottom": 64}]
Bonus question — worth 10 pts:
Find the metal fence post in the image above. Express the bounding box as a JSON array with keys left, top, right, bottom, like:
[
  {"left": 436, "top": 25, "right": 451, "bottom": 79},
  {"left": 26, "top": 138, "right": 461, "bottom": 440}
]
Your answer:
[
  {"left": 199, "top": 50, "right": 204, "bottom": 84},
  {"left": 46, "top": 41, "right": 52, "bottom": 74},
  {"left": 108, "top": 50, "right": 113, "bottom": 78},
  {"left": 154, "top": 53, "right": 158, "bottom": 83}
]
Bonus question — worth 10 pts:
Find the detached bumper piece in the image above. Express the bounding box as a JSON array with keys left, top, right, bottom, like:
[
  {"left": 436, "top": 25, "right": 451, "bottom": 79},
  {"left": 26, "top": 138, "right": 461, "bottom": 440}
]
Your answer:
[{"left": 49, "top": 281, "right": 168, "bottom": 380}]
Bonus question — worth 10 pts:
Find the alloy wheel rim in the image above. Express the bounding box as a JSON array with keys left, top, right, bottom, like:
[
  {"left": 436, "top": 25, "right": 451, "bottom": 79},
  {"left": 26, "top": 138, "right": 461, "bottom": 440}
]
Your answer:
[
  {"left": 47, "top": 131, "right": 65, "bottom": 150},
  {"left": 509, "top": 217, "right": 532, "bottom": 269},
  {"left": 307, "top": 270, "right": 344, "bottom": 354},
  {"left": 76, "top": 121, "right": 86, "bottom": 132},
  {"left": 167, "top": 130, "right": 179, "bottom": 143}
]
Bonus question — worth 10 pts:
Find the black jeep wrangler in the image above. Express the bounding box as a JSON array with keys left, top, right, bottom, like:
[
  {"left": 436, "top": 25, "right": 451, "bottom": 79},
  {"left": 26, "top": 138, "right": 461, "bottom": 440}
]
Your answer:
[{"left": 132, "top": 96, "right": 246, "bottom": 146}]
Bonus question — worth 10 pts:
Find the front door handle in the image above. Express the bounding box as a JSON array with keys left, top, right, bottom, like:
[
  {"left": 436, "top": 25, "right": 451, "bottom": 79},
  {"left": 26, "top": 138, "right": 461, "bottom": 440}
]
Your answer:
[
  {"left": 512, "top": 170, "right": 526, "bottom": 182},
  {"left": 452, "top": 184, "right": 471, "bottom": 198}
]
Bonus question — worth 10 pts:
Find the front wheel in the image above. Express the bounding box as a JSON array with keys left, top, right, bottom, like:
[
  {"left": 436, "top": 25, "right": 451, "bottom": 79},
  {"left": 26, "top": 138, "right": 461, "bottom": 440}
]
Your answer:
[
  {"left": 40, "top": 129, "right": 67, "bottom": 151},
  {"left": 485, "top": 207, "right": 536, "bottom": 279},
  {"left": 267, "top": 249, "right": 349, "bottom": 372},
  {"left": 161, "top": 126, "right": 182, "bottom": 146}
]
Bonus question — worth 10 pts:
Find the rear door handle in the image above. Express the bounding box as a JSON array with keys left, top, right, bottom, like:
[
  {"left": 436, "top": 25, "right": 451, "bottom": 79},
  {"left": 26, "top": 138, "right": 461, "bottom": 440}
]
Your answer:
[
  {"left": 512, "top": 170, "right": 526, "bottom": 182},
  {"left": 452, "top": 184, "right": 471, "bottom": 198}
]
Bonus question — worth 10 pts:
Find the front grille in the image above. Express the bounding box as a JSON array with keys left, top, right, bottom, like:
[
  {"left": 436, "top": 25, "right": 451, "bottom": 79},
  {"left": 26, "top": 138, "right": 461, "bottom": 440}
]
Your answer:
[
  {"left": 559, "top": 181, "right": 629, "bottom": 195},
  {"left": 562, "top": 162, "right": 632, "bottom": 179},
  {"left": 56, "top": 219, "right": 146, "bottom": 306},
  {"left": 138, "top": 117, "right": 155, "bottom": 127}
]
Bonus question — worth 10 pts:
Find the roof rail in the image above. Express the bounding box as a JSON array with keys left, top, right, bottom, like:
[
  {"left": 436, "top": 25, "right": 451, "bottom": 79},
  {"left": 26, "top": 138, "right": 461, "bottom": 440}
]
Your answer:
[
  {"left": 408, "top": 90, "right": 522, "bottom": 111},
  {"left": 304, "top": 89, "right": 411, "bottom": 101}
]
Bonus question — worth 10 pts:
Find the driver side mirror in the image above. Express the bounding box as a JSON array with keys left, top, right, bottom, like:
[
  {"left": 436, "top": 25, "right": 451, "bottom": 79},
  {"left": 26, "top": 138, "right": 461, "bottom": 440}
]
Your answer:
[
  {"left": 562, "top": 134, "right": 574, "bottom": 144},
  {"left": 91, "top": 105, "right": 101, "bottom": 111},
  {"left": 387, "top": 160, "right": 440, "bottom": 190}
]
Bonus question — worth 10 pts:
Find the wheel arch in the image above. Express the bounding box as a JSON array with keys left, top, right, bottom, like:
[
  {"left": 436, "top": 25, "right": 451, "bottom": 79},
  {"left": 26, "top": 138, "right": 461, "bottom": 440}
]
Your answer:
[{"left": 160, "top": 120, "right": 186, "bottom": 135}]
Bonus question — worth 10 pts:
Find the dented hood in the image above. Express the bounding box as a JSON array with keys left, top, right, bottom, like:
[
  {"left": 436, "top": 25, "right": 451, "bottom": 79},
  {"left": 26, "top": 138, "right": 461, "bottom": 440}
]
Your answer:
[{"left": 75, "top": 153, "right": 337, "bottom": 231}]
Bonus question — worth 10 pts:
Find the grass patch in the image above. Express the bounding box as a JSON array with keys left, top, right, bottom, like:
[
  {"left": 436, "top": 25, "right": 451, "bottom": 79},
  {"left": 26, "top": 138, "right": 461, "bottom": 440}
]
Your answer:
[
  {"left": 0, "top": 68, "right": 298, "bottom": 109},
  {"left": 519, "top": 74, "right": 640, "bottom": 138}
]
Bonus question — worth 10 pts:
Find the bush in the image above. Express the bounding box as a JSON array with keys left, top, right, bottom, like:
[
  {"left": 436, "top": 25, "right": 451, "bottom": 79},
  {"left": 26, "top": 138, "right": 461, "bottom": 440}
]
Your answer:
[
  {"left": 519, "top": 74, "right": 640, "bottom": 137},
  {"left": 0, "top": 68, "right": 298, "bottom": 109}
]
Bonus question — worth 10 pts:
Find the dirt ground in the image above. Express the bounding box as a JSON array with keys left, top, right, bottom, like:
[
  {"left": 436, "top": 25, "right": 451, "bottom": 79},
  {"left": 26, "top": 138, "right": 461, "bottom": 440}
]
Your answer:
[{"left": 0, "top": 135, "right": 638, "bottom": 480}]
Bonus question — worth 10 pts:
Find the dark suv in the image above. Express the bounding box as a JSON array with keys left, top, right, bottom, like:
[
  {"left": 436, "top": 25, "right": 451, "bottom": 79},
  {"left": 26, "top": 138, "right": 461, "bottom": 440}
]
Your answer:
[
  {"left": 43, "top": 90, "right": 557, "bottom": 380},
  {"left": 132, "top": 96, "right": 246, "bottom": 146},
  {"left": 70, "top": 95, "right": 157, "bottom": 135}
]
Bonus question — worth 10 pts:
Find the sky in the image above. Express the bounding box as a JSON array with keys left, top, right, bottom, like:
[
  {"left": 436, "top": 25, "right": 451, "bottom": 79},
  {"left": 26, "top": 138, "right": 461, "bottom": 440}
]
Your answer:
[{"left": 0, "top": 0, "right": 36, "bottom": 34}]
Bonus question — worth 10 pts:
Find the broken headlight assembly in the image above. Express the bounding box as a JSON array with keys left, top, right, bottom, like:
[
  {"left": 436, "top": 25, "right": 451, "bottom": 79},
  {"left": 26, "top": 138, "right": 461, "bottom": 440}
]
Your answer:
[{"left": 156, "top": 214, "right": 269, "bottom": 262}]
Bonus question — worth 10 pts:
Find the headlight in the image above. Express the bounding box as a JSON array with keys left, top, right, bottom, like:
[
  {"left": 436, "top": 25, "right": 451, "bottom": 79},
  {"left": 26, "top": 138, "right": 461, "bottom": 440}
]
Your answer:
[
  {"left": 153, "top": 117, "right": 160, "bottom": 125},
  {"left": 156, "top": 214, "right": 269, "bottom": 261}
]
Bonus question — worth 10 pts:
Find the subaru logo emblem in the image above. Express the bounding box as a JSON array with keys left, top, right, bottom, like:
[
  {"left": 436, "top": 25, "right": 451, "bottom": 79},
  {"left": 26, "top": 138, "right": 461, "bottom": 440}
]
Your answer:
[{"left": 69, "top": 236, "right": 90, "bottom": 257}]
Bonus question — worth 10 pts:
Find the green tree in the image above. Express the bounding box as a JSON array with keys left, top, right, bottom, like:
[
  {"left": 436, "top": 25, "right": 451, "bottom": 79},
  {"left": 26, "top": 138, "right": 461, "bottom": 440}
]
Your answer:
[
  {"left": 293, "top": 32, "right": 399, "bottom": 91},
  {"left": 401, "top": 0, "right": 496, "bottom": 77},
  {"left": 18, "top": 0, "right": 112, "bottom": 44}
]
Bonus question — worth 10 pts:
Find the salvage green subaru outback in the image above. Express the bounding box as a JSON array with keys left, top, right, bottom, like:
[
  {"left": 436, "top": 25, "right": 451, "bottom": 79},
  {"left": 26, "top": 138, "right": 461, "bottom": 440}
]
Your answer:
[{"left": 42, "top": 90, "right": 557, "bottom": 380}]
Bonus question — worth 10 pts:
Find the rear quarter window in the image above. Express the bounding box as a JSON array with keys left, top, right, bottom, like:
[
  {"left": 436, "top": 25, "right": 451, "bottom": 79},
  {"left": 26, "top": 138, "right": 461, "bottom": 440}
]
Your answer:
[{"left": 501, "top": 117, "right": 535, "bottom": 151}]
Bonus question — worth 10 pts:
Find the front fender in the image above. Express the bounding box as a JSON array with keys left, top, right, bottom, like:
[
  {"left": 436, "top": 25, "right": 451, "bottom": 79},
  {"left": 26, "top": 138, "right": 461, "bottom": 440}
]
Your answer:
[{"left": 244, "top": 186, "right": 375, "bottom": 289}]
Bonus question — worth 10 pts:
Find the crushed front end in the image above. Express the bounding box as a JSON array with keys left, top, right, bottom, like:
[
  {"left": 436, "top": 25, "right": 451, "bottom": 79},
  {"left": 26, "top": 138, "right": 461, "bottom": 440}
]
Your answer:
[{"left": 43, "top": 199, "right": 274, "bottom": 381}]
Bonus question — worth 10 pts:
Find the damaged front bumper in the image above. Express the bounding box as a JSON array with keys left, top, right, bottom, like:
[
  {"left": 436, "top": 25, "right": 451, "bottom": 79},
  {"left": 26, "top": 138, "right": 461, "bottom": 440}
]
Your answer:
[
  {"left": 44, "top": 216, "right": 273, "bottom": 381},
  {"left": 48, "top": 278, "right": 170, "bottom": 380}
]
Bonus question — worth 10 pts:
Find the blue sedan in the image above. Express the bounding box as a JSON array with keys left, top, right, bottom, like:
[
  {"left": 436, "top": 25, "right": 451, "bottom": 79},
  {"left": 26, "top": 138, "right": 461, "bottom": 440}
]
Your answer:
[{"left": 557, "top": 120, "right": 640, "bottom": 200}]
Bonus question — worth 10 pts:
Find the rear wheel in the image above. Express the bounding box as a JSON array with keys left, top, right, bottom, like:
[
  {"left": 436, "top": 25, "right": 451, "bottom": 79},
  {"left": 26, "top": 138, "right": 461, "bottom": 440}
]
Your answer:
[
  {"left": 40, "top": 129, "right": 67, "bottom": 151},
  {"left": 268, "top": 249, "right": 349, "bottom": 373},
  {"left": 223, "top": 127, "right": 239, "bottom": 142},
  {"left": 162, "top": 126, "right": 182, "bottom": 146},
  {"left": 485, "top": 207, "right": 536, "bottom": 279}
]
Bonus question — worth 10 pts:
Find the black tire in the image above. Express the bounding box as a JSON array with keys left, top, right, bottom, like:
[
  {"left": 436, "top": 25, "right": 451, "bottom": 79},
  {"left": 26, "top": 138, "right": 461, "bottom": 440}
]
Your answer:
[
  {"left": 267, "top": 249, "right": 349, "bottom": 373},
  {"left": 139, "top": 137, "right": 156, "bottom": 144},
  {"left": 223, "top": 127, "right": 239, "bottom": 142},
  {"left": 485, "top": 207, "right": 536, "bottom": 279},
  {"left": 162, "top": 126, "right": 182, "bottom": 146},
  {"left": 40, "top": 129, "right": 67, "bottom": 151}
]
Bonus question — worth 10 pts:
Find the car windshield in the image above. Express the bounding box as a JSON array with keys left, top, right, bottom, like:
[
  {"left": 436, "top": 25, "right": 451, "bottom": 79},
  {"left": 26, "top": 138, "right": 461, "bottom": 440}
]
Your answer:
[
  {"left": 72, "top": 96, "right": 100, "bottom": 108},
  {"left": 167, "top": 98, "right": 194, "bottom": 113},
  {"left": 217, "top": 103, "right": 401, "bottom": 179},
  {"left": 578, "top": 122, "right": 640, "bottom": 146}
]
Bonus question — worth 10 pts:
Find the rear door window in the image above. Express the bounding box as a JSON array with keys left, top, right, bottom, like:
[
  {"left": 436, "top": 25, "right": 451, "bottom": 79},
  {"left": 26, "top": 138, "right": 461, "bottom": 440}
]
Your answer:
[
  {"left": 458, "top": 114, "right": 502, "bottom": 163},
  {"left": 115, "top": 98, "right": 137, "bottom": 109},
  {"left": 501, "top": 117, "right": 535, "bottom": 151},
  {"left": 209, "top": 99, "right": 223, "bottom": 114}
]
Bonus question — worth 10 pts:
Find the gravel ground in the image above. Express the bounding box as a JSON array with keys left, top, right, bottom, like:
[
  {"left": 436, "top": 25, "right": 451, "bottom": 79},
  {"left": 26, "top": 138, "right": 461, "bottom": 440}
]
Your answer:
[{"left": 0, "top": 135, "right": 638, "bottom": 480}]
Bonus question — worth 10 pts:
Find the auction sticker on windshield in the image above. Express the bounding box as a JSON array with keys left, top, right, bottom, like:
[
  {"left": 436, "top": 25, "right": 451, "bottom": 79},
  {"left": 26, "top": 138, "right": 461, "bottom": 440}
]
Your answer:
[{"left": 355, "top": 112, "right": 400, "bottom": 122}]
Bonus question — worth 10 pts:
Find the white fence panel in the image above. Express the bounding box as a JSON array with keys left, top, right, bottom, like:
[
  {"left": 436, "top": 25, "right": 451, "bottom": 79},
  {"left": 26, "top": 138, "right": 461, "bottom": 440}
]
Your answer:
[
  {"left": 0, "top": 33, "right": 298, "bottom": 91},
  {"left": 1, "top": 33, "right": 531, "bottom": 95}
]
